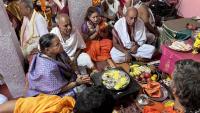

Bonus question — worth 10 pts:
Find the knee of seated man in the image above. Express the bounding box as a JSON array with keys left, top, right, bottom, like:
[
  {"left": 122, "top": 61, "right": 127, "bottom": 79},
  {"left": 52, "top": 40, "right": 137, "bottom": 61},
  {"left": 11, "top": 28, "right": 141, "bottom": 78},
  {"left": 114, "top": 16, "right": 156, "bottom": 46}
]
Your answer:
[
  {"left": 111, "top": 55, "right": 126, "bottom": 63},
  {"left": 144, "top": 44, "right": 156, "bottom": 51},
  {"left": 77, "top": 53, "right": 94, "bottom": 68},
  {"left": 0, "top": 94, "right": 7, "bottom": 104}
]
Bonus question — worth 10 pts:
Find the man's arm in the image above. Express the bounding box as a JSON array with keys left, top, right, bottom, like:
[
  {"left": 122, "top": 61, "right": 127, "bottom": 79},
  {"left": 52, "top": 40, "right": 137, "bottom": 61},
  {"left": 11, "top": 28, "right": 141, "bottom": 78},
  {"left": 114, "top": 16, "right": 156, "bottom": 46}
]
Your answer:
[
  {"left": 112, "top": 29, "right": 132, "bottom": 62},
  {"left": 102, "top": 12, "right": 116, "bottom": 20},
  {"left": 0, "top": 100, "right": 17, "bottom": 113},
  {"left": 118, "top": 5, "right": 124, "bottom": 17},
  {"left": 112, "top": 29, "right": 128, "bottom": 54},
  {"left": 61, "top": 75, "right": 91, "bottom": 93},
  {"left": 138, "top": 6, "right": 159, "bottom": 37},
  {"left": 74, "top": 49, "right": 82, "bottom": 62},
  {"left": 101, "top": 1, "right": 115, "bottom": 20},
  {"left": 73, "top": 49, "right": 82, "bottom": 73}
]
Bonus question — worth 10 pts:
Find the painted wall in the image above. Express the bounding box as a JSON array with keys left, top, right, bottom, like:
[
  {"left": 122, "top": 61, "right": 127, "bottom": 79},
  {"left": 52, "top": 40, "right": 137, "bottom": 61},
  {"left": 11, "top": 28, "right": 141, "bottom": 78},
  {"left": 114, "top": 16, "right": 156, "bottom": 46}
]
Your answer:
[{"left": 177, "top": 0, "right": 200, "bottom": 18}]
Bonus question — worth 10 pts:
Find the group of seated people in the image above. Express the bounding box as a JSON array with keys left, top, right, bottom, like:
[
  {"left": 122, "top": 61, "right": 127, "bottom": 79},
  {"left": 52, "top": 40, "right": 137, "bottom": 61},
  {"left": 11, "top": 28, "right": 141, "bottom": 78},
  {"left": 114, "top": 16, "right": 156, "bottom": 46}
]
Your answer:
[
  {"left": 6, "top": 0, "right": 159, "bottom": 64},
  {"left": 12, "top": 0, "right": 160, "bottom": 97},
  {"left": 0, "top": 59, "right": 200, "bottom": 113},
  {"left": 1, "top": 0, "right": 200, "bottom": 113},
  {"left": 2, "top": 0, "right": 160, "bottom": 106}
]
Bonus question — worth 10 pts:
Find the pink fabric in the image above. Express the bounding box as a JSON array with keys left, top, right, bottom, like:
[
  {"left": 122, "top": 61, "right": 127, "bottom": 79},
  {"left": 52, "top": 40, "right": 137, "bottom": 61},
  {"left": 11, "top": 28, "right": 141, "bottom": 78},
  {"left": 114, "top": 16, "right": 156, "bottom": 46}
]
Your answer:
[
  {"left": 119, "top": 0, "right": 126, "bottom": 7},
  {"left": 177, "top": 0, "right": 200, "bottom": 18},
  {"left": 167, "top": 0, "right": 178, "bottom": 4},
  {"left": 159, "top": 44, "right": 200, "bottom": 75}
]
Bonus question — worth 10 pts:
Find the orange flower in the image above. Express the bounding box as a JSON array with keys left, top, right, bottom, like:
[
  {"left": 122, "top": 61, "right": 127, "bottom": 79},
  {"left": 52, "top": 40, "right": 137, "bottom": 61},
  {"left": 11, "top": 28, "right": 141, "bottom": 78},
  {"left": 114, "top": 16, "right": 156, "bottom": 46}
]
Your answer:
[{"left": 92, "top": 0, "right": 101, "bottom": 6}]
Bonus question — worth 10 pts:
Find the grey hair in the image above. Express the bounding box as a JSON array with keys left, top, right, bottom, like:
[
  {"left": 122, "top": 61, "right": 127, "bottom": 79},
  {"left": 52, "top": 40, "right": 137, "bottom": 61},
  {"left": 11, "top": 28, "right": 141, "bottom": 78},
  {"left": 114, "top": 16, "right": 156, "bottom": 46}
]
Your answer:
[{"left": 20, "top": 0, "right": 34, "bottom": 10}]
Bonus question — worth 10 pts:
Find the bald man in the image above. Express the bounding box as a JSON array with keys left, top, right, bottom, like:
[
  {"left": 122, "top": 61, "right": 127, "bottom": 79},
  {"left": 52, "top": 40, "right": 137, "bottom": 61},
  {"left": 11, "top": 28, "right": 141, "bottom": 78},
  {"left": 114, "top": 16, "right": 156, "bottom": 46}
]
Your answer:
[
  {"left": 110, "top": 7, "right": 155, "bottom": 63},
  {"left": 51, "top": 14, "right": 94, "bottom": 74}
]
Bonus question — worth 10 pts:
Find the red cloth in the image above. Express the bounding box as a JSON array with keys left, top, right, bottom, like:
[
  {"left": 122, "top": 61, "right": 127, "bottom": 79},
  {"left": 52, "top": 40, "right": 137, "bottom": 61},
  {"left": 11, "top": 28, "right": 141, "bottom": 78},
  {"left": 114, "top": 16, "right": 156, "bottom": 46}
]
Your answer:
[
  {"left": 159, "top": 43, "right": 200, "bottom": 75},
  {"left": 85, "top": 39, "right": 112, "bottom": 62},
  {"left": 143, "top": 102, "right": 164, "bottom": 113},
  {"left": 143, "top": 103, "right": 177, "bottom": 113},
  {"left": 142, "top": 82, "right": 161, "bottom": 98}
]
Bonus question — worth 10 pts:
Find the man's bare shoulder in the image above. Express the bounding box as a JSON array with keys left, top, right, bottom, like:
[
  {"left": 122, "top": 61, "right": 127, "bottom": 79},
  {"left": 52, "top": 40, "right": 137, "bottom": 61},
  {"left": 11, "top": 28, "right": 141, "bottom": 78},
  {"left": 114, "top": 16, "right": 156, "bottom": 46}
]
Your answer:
[{"left": 138, "top": 5, "right": 148, "bottom": 13}]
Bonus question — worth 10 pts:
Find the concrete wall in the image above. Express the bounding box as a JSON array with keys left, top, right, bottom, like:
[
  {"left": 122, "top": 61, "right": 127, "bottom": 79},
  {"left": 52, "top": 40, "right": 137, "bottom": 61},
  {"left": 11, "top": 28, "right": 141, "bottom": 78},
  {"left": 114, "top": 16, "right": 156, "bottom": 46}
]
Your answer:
[{"left": 0, "top": 0, "right": 25, "bottom": 98}]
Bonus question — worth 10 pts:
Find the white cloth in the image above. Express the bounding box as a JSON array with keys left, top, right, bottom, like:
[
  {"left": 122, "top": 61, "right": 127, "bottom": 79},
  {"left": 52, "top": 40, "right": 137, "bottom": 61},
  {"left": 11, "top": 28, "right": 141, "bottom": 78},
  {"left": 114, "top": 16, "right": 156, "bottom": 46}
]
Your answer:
[
  {"left": 105, "top": 0, "right": 120, "bottom": 17},
  {"left": 110, "top": 17, "right": 155, "bottom": 63},
  {"left": 114, "top": 17, "right": 147, "bottom": 47},
  {"left": 77, "top": 53, "right": 94, "bottom": 68},
  {"left": 51, "top": 27, "right": 86, "bottom": 58},
  {"left": 0, "top": 94, "right": 7, "bottom": 104},
  {"left": 51, "top": 27, "right": 94, "bottom": 68},
  {"left": 20, "top": 10, "right": 48, "bottom": 57}
]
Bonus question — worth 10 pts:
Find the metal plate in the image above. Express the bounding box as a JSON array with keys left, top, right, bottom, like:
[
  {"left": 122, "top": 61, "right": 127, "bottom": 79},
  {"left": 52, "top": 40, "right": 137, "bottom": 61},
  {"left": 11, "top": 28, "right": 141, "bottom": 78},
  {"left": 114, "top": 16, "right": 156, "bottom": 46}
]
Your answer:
[
  {"left": 102, "top": 68, "right": 130, "bottom": 91},
  {"left": 145, "top": 85, "right": 169, "bottom": 102}
]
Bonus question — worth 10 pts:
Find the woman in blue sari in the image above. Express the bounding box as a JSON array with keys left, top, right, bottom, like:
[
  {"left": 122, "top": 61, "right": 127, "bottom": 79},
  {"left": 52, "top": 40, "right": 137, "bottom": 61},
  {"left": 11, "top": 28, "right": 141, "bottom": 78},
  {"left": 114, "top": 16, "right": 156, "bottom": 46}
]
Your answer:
[{"left": 26, "top": 33, "right": 91, "bottom": 97}]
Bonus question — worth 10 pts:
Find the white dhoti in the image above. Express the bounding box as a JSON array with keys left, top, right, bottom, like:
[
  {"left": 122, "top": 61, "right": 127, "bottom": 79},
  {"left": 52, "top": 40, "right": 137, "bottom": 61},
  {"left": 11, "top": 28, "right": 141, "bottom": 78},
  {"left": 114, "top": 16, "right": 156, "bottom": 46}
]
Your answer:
[
  {"left": 0, "top": 94, "right": 7, "bottom": 104},
  {"left": 77, "top": 52, "right": 94, "bottom": 69},
  {"left": 110, "top": 17, "right": 155, "bottom": 63},
  {"left": 111, "top": 44, "right": 155, "bottom": 63}
]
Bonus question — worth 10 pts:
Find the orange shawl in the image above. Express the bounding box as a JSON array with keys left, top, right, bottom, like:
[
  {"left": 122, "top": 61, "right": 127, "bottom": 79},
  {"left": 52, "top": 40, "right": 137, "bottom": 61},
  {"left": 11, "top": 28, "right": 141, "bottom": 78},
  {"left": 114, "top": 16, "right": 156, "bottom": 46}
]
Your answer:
[
  {"left": 85, "top": 39, "right": 112, "bottom": 62},
  {"left": 14, "top": 94, "right": 75, "bottom": 113}
]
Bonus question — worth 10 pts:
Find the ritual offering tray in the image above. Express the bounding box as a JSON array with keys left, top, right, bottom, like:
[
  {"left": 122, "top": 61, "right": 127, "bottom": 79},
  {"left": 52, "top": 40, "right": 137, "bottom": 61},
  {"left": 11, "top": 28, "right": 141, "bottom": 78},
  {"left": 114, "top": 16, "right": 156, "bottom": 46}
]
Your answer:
[
  {"left": 129, "top": 64, "right": 160, "bottom": 84},
  {"left": 168, "top": 41, "right": 192, "bottom": 52},
  {"left": 102, "top": 68, "right": 130, "bottom": 90},
  {"left": 142, "top": 82, "right": 168, "bottom": 102},
  {"left": 91, "top": 68, "right": 140, "bottom": 100}
]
